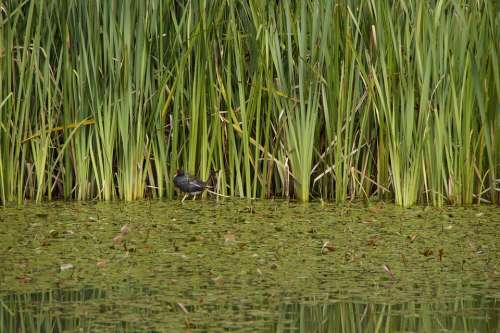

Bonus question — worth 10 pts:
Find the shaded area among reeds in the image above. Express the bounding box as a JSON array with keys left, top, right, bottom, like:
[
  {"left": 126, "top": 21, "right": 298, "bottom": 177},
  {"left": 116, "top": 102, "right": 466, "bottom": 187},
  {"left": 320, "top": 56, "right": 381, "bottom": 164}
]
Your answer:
[{"left": 0, "top": 0, "right": 498, "bottom": 205}]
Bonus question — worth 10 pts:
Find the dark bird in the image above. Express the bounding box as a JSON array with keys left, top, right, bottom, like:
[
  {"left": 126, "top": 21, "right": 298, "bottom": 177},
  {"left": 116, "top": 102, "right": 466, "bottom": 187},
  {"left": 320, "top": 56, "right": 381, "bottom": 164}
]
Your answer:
[{"left": 173, "top": 170, "right": 209, "bottom": 202}]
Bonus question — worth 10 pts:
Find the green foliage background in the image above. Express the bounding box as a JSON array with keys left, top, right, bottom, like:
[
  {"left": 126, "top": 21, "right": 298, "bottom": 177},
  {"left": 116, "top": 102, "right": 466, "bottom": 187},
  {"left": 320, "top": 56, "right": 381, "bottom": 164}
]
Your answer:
[{"left": 0, "top": 0, "right": 497, "bottom": 205}]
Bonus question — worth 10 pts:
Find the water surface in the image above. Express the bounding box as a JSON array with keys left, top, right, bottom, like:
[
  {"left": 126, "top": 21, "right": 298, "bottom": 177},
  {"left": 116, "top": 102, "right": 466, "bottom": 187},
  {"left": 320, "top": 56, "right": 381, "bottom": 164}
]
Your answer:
[{"left": 1, "top": 200, "right": 498, "bottom": 332}]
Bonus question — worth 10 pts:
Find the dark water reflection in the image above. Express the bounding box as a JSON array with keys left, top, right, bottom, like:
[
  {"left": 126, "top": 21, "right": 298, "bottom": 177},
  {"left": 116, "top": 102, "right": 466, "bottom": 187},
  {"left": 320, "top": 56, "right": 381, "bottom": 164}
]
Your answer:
[
  {"left": 1, "top": 288, "right": 498, "bottom": 332},
  {"left": 0, "top": 200, "right": 498, "bottom": 332}
]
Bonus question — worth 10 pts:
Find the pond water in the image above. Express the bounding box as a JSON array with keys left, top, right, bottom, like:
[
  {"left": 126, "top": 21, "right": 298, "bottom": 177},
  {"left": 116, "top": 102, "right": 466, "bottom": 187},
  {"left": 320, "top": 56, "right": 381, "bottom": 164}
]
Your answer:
[{"left": 0, "top": 200, "right": 498, "bottom": 332}]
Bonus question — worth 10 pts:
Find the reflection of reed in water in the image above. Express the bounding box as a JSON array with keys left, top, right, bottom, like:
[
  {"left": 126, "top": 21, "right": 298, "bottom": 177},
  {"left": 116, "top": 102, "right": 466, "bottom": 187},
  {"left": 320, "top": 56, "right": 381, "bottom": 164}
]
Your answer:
[
  {"left": 271, "top": 298, "right": 499, "bottom": 333},
  {"left": 1, "top": 288, "right": 498, "bottom": 332}
]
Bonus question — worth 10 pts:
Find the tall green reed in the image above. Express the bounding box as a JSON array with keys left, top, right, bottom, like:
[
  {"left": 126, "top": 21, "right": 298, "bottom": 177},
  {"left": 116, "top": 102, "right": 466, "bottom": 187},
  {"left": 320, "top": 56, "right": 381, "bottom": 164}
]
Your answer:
[{"left": 0, "top": 0, "right": 497, "bottom": 205}]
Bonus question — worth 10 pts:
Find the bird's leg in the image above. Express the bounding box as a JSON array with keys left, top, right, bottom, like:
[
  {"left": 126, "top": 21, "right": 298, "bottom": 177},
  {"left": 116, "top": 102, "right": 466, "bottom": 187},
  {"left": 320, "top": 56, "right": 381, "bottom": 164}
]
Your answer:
[
  {"left": 192, "top": 194, "right": 197, "bottom": 201},
  {"left": 181, "top": 194, "right": 188, "bottom": 203}
]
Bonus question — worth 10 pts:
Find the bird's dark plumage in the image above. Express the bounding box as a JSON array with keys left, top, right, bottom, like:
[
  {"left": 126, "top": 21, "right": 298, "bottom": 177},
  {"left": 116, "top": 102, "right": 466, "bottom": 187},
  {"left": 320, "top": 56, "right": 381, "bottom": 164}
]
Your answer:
[{"left": 173, "top": 170, "right": 208, "bottom": 196}]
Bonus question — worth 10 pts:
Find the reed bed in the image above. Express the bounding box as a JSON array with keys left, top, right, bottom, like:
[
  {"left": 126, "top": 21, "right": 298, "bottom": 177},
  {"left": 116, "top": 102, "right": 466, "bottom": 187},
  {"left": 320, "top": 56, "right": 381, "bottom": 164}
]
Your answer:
[{"left": 0, "top": 0, "right": 497, "bottom": 205}]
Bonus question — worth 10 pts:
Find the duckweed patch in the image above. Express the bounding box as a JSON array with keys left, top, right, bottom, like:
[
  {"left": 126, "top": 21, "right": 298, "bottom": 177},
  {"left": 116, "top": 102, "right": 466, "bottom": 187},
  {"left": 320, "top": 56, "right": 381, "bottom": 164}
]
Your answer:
[{"left": 1, "top": 201, "right": 499, "bottom": 332}]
